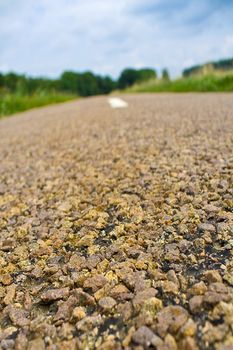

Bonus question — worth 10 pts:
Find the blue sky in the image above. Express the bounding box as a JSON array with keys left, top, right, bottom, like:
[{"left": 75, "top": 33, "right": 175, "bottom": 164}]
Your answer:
[{"left": 0, "top": 0, "right": 233, "bottom": 78}]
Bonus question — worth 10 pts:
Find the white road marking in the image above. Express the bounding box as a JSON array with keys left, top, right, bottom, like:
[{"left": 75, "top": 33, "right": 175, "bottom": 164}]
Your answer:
[{"left": 108, "top": 97, "right": 128, "bottom": 109}]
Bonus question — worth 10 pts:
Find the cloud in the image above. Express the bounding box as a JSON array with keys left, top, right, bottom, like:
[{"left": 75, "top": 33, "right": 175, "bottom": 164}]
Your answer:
[{"left": 0, "top": 0, "right": 233, "bottom": 78}]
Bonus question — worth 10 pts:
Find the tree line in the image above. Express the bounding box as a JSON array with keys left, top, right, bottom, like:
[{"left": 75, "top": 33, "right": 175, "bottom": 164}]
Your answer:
[
  {"left": 183, "top": 57, "right": 233, "bottom": 77},
  {"left": 0, "top": 68, "right": 160, "bottom": 97}
]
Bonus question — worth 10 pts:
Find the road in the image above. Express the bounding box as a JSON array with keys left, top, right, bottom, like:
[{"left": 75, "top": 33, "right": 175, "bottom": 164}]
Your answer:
[{"left": 0, "top": 94, "right": 233, "bottom": 350}]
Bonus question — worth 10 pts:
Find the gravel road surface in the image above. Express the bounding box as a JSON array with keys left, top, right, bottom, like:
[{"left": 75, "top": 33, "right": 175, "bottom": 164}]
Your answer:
[{"left": 0, "top": 94, "right": 233, "bottom": 350}]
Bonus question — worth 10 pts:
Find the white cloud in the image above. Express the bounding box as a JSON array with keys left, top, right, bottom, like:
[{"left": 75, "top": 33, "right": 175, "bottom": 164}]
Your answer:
[{"left": 0, "top": 0, "right": 233, "bottom": 78}]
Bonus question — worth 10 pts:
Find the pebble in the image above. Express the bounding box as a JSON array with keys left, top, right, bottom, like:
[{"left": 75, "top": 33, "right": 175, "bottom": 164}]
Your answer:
[
  {"left": 157, "top": 306, "right": 189, "bottom": 337},
  {"left": 132, "top": 326, "right": 161, "bottom": 347},
  {"left": 98, "top": 296, "right": 116, "bottom": 310},
  {"left": 41, "top": 288, "right": 70, "bottom": 302}
]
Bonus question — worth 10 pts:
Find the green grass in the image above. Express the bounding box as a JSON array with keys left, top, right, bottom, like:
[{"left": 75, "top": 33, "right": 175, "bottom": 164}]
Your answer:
[
  {"left": 0, "top": 91, "right": 76, "bottom": 118},
  {"left": 125, "top": 73, "right": 233, "bottom": 93}
]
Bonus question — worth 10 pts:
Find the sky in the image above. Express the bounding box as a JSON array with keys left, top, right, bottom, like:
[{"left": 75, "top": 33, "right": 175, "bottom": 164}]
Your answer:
[{"left": 0, "top": 0, "right": 233, "bottom": 78}]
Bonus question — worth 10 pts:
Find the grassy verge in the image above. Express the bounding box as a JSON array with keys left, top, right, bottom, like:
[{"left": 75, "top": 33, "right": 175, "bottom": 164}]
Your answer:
[
  {"left": 125, "top": 73, "right": 233, "bottom": 93},
  {"left": 0, "top": 92, "right": 76, "bottom": 118}
]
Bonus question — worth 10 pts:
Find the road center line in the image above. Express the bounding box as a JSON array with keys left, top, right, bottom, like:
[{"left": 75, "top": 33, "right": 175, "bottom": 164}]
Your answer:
[{"left": 108, "top": 97, "right": 128, "bottom": 109}]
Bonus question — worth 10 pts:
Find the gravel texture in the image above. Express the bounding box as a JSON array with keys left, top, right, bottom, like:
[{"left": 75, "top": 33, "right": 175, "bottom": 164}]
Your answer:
[{"left": 0, "top": 93, "right": 233, "bottom": 350}]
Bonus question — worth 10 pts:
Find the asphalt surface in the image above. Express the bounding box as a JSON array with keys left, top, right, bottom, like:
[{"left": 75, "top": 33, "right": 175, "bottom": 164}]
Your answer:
[{"left": 0, "top": 94, "right": 233, "bottom": 350}]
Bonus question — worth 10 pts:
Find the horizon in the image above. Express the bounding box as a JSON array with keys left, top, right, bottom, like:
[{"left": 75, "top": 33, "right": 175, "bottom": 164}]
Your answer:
[
  {"left": 1, "top": 0, "right": 233, "bottom": 78},
  {"left": 1, "top": 56, "right": 233, "bottom": 81}
]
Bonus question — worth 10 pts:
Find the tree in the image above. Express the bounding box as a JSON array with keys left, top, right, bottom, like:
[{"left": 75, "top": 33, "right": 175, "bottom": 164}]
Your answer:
[
  {"left": 138, "top": 68, "right": 157, "bottom": 82},
  {"left": 118, "top": 68, "right": 157, "bottom": 89},
  {"left": 97, "top": 76, "right": 116, "bottom": 94},
  {"left": 162, "top": 69, "right": 170, "bottom": 81},
  {"left": 60, "top": 71, "right": 78, "bottom": 93},
  {"left": 118, "top": 69, "right": 139, "bottom": 89}
]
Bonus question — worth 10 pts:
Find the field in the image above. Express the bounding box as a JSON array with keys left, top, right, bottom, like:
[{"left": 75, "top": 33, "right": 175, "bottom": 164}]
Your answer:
[
  {"left": 125, "top": 73, "right": 233, "bottom": 93},
  {"left": 0, "top": 92, "right": 75, "bottom": 118}
]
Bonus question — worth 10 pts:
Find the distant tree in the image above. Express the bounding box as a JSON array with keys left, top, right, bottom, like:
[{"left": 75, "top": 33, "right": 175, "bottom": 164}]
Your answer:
[
  {"left": 59, "top": 71, "right": 116, "bottom": 96},
  {"left": 138, "top": 68, "right": 157, "bottom": 82},
  {"left": 60, "top": 71, "right": 79, "bottom": 93},
  {"left": 4, "top": 72, "right": 20, "bottom": 92},
  {"left": 0, "top": 73, "right": 4, "bottom": 89},
  {"left": 76, "top": 72, "right": 100, "bottom": 96},
  {"left": 97, "top": 76, "right": 116, "bottom": 94},
  {"left": 162, "top": 68, "right": 170, "bottom": 81},
  {"left": 118, "top": 68, "right": 157, "bottom": 89},
  {"left": 118, "top": 69, "right": 139, "bottom": 89},
  {"left": 0, "top": 67, "right": 157, "bottom": 96}
]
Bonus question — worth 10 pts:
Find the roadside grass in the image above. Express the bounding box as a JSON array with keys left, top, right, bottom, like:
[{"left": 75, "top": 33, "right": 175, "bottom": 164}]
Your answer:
[
  {"left": 0, "top": 92, "right": 76, "bottom": 118},
  {"left": 125, "top": 73, "right": 233, "bottom": 93}
]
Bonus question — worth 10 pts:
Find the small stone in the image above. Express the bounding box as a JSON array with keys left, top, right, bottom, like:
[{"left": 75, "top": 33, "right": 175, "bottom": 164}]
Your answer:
[
  {"left": 28, "top": 338, "right": 45, "bottom": 350},
  {"left": 204, "top": 204, "right": 219, "bottom": 213},
  {"left": 1, "top": 339, "right": 15, "bottom": 350},
  {"left": 73, "top": 288, "right": 96, "bottom": 306},
  {"left": 0, "top": 286, "right": 5, "bottom": 298},
  {"left": 202, "top": 282, "right": 231, "bottom": 305},
  {"left": 58, "top": 322, "right": 75, "bottom": 339},
  {"left": 167, "top": 270, "right": 180, "bottom": 287},
  {"left": 180, "top": 318, "right": 197, "bottom": 337},
  {"left": 98, "top": 340, "right": 122, "bottom": 350},
  {"left": 4, "top": 305, "right": 29, "bottom": 327},
  {"left": 132, "top": 326, "right": 159, "bottom": 347},
  {"left": 3, "top": 284, "right": 16, "bottom": 305},
  {"left": 142, "top": 297, "right": 163, "bottom": 317},
  {"left": 76, "top": 315, "right": 102, "bottom": 332},
  {"left": 15, "top": 331, "right": 28, "bottom": 350},
  {"left": 164, "top": 244, "right": 180, "bottom": 262},
  {"left": 99, "top": 296, "right": 116, "bottom": 310},
  {"left": 72, "top": 306, "right": 86, "bottom": 320},
  {"left": 117, "top": 302, "right": 133, "bottom": 321},
  {"left": 179, "top": 336, "right": 198, "bottom": 350},
  {"left": 30, "top": 266, "right": 43, "bottom": 278},
  {"left": 1, "top": 239, "right": 15, "bottom": 251},
  {"left": 157, "top": 306, "right": 189, "bottom": 337},
  {"left": 163, "top": 334, "right": 178, "bottom": 350},
  {"left": 67, "top": 254, "right": 86, "bottom": 271},
  {"left": 161, "top": 280, "right": 179, "bottom": 294},
  {"left": 133, "top": 288, "right": 157, "bottom": 309},
  {"left": 203, "top": 270, "right": 222, "bottom": 283},
  {"left": 54, "top": 295, "right": 78, "bottom": 321},
  {"left": 202, "top": 232, "right": 213, "bottom": 244},
  {"left": 0, "top": 274, "right": 13, "bottom": 286},
  {"left": 189, "top": 295, "right": 204, "bottom": 314},
  {"left": 188, "top": 281, "right": 207, "bottom": 295},
  {"left": 83, "top": 274, "right": 107, "bottom": 292},
  {"left": 198, "top": 223, "right": 215, "bottom": 232},
  {"left": 223, "top": 272, "right": 233, "bottom": 286},
  {"left": 58, "top": 202, "right": 72, "bottom": 212},
  {"left": 202, "top": 321, "right": 229, "bottom": 344},
  {"left": 110, "top": 284, "right": 132, "bottom": 301},
  {"left": 209, "top": 282, "right": 228, "bottom": 293},
  {"left": 178, "top": 240, "right": 192, "bottom": 252},
  {"left": 0, "top": 327, "right": 18, "bottom": 342},
  {"left": 41, "top": 287, "right": 70, "bottom": 302}
]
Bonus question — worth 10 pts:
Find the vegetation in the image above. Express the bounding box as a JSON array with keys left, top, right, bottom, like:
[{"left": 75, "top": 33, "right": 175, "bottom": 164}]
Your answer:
[
  {"left": 125, "top": 73, "right": 233, "bottom": 93},
  {"left": 183, "top": 57, "right": 233, "bottom": 77},
  {"left": 161, "top": 68, "right": 170, "bottom": 81},
  {"left": 118, "top": 68, "right": 156, "bottom": 89},
  {"left": 0, "top": 92, "right": 75, "bottom": 118},
  {"left": 0, "top": 68, "right": 156, "bottom": 117},
  {"left": 1, "top": 58, "right": 233, "bottom": 118}
]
